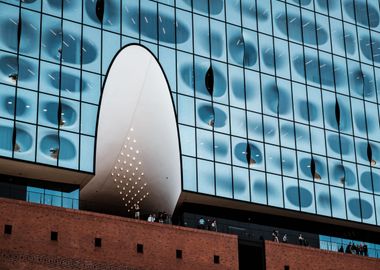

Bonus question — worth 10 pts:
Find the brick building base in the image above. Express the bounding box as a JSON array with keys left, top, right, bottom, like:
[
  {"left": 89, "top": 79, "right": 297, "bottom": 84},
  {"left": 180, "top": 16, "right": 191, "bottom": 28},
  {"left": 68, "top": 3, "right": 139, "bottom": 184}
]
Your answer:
[
  {"left": 0, "top": 198, "right": 238, "bottom": 270},
  {"left": 265, "top": 240, "right": 380, "bottom": 270}
]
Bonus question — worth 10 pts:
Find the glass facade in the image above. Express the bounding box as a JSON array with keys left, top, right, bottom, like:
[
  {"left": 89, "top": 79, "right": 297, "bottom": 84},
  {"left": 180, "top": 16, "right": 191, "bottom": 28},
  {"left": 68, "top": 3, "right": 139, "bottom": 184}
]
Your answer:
[
  {"left": 1, "top": 0, "right": 380, "bottom": 226},
  {"left": 320, "top": 235, "right": 380, "bottom": 258},
  {"left": 0, "top": 174, "right": 79, "bottom": 209}
]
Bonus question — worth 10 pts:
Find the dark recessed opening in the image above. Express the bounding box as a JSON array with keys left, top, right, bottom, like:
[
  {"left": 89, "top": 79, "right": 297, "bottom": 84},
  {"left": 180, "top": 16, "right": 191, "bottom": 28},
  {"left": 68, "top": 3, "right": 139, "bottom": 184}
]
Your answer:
[
  {"left": 284, "top": 266, "right": 290, "bottom": 270},
  {"left": 176, "top": 249, "right": 182, "bottom": 259},
  {"left": 51, "top": 231, "right": 58, "bottom": 241},
  {"left": 4, "top": 224, "right": 12, "bottom": 235},
  {"left": 214, "top": 255, "right": 220, "bottom": 264},
  {"left": 137, "top": 243, "right": 143, "bottom": 253},
  {"left": 95, "top": 237, "right": 102, "bottom": 247}
]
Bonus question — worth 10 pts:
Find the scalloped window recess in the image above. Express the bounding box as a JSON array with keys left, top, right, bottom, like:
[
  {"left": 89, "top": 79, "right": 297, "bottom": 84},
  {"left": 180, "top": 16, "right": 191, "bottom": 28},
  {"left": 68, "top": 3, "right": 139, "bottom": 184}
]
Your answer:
[
  {"left": 245, "top": 144, "right": 256, "bottom": 167},
  {"left": 339, "top": 176, "right": 345, "bottom": 185},
  {"left": 205, "top": 66, "right": 214, "bottom": 96},
  {"left": 13, "top": 143, "right": 21, "bottom": 152},
  {"left": 335, "top": 99, "right": 340, "bottom": 128},
  {"left": 208, "top": 118, "right": 215, "bottom": 127},
  {"left": 8, "top": 73, "right": 18, "bottom": 83},
  {"left": 17, "top": 15, "right": 22, "bottom": 48},
  {"left": 313, "top": 172, "right": 321, "bottom": 180},
  {"left": 59, "top": 118, "right": 66, "bottom": 127},
  {"left": 310, "top": 158, "right": 321, "bottom": 180},
  {"left": 239, "top": 35, "right": 247, "bottom": 65},
  {"left": 248, "top": 158, "right": 256, "bottom": 167},
  {"left": 58, "top": 103, "right": 62, "bottom": 126},
  {"left": 367, "top": 143, "right": 376, "bottom": 166},
  {"left": 96, "top": 0, "right": 105, "bottom": 23},
  {"left": 49, "top": 148, "right": 59, "bottom": 159}
]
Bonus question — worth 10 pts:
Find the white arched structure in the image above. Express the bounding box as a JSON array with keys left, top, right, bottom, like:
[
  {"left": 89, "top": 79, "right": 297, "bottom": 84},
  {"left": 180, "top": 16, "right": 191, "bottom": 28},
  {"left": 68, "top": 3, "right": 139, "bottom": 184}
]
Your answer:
[{"left": 81, "top": 45, "right": 182, "bottom": 215}]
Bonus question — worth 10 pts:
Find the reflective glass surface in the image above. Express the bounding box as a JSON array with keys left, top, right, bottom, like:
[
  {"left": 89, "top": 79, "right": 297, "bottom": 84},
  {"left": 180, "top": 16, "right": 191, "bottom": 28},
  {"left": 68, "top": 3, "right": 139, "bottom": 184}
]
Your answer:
[{"left": 1, "top": 0, "right": 380, "bottom": 226}]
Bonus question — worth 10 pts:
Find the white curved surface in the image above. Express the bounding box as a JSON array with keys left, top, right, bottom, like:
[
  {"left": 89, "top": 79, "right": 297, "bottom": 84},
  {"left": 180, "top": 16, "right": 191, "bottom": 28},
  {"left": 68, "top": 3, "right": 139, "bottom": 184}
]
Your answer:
[{"left": 81, "top": 45, "right": 182, "bottom": 215}]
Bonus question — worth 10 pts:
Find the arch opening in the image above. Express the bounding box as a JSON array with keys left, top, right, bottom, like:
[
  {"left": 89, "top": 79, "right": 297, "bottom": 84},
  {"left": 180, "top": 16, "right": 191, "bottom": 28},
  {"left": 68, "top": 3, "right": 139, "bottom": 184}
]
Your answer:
[{"left": 81, "top": 45, "right": 182, "bottom": 216}]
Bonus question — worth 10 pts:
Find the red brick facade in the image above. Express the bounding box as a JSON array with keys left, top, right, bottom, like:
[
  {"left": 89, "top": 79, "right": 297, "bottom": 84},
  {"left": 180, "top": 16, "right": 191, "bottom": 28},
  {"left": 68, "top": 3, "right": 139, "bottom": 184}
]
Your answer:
[
  {"left": 2, "top": 198, "right": 380, "bottom": 270},
  {"left": 265, "top": 240, "right": 380, "bottom": 270},
  {"left": 0, "top": 198, "right": 238, "bottom": 270}
]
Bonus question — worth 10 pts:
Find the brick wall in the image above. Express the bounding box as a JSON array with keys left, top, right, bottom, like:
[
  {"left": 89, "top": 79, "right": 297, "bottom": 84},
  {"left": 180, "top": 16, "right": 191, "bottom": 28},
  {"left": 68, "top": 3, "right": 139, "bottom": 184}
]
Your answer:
[
  {"left": 0, "top": 198, "right": 239, "bottom": 270},
  {"left": 265, "top": 240, "right": 380, "bottom": 270}
]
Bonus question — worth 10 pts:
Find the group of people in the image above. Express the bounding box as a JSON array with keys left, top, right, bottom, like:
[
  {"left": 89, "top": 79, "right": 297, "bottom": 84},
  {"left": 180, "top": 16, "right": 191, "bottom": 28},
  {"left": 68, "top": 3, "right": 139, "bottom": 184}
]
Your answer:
[
  {"left": 133, "top": 204, "right": 171, "bottom": 224},
  {"left": 147, "top": 211, "right": 170, "bottom": 224},
  {"left": 338, "top": 242, "right": 369, "bottom": 256},
  {"left": 272, "top": 230, "right": 309, "bottom": 246},
  {"left": 197, "top": 217, "right": 217, "bottom": 231}
]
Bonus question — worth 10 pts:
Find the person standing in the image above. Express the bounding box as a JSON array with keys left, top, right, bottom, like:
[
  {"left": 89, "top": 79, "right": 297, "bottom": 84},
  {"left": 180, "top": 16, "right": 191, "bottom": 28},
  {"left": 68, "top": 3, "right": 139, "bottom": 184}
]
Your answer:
[
  {"left": 363, "top": 244, "right": 368, "bottom": 256},
  {"left": 298, "top": 233, "right": 304, "bottom": 245},
  {"left": 134, "top": 204, "right": 140, "bottom": 220},
  {"left": 211, "top": 219, "right": 217, "bottom": 232},
  {"left": 282, "top": 233, "right": 288, "bottom": 243},
  {"left": 198, "top": 217, "right": 206, "bottom": 229},
  {"left": 272, "top": 230, "right": 279, "bottom": 242}
]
